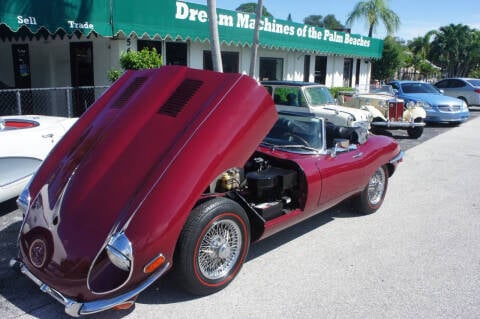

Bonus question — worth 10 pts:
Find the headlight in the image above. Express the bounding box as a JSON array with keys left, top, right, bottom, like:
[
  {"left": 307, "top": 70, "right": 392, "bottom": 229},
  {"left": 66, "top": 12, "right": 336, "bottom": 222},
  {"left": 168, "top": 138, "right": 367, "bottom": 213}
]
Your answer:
[
  {"left": 347, "top": 115, "right": 354, "bottom": 125},
  {"left": 17, "top": 188, "right": 31, "bottom": 215},
  {"left": 416, "top": 101, "right": 432, "bottom": 109},
  {"left": 405, "top": 101, "right": 415, "bottom": 109},
  {"left": 88, "top": 231, "right": 133, "bottom": 293},
  {"left": 17, "top": 180, "right": 33, "bottom": 217},
  {"left": 106, "top": 232, "right": 133, "bottom": 271},
  {"left": 461, "top": 100, "right": 468, "bottom": 110}
]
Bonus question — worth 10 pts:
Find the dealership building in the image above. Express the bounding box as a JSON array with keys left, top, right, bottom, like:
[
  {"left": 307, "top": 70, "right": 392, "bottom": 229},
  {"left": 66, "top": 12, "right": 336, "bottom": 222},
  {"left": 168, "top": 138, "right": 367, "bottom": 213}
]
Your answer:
[{"left": 0, "top": 0, "right": 383, "bottom": 115}]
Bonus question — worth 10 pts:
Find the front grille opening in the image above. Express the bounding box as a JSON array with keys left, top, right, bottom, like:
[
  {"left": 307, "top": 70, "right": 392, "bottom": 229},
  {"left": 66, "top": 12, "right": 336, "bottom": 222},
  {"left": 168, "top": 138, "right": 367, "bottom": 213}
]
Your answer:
[
  {"left": 111, "top": 76, "right": 148, "bottom": 109},
  {"left": 158, "top": 79, "right": 203, "bottom": 117}
]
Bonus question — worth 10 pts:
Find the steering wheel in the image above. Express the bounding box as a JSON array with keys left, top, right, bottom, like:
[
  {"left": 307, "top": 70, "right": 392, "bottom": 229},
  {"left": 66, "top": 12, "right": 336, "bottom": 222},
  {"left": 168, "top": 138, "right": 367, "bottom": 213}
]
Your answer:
[{"left": 283, "top": 132, "right": 311, "bottom": 146}]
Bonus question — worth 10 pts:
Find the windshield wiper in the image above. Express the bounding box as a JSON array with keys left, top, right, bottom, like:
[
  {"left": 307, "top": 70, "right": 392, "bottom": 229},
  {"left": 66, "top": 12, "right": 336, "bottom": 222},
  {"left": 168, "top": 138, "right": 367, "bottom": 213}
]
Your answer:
[
  {"left": 261, "top": 141, "right": 320, "bottom": 153},
  {"left": 276, "top": 144, "right": 320, "bottom": 153}
]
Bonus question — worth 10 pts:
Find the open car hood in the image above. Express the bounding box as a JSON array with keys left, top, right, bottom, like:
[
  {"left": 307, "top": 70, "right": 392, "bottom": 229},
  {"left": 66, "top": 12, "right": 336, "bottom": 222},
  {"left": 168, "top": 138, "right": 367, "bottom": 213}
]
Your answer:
[{"left": 19, "top": 66, "right": 277, "bottom": 297}]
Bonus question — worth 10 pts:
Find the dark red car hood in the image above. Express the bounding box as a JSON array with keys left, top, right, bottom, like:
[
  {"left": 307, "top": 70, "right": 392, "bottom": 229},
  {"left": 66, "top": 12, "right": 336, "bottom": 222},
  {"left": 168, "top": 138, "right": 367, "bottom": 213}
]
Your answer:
[{"left": 19, "top": 66, "right": 277, "bottom": 298}]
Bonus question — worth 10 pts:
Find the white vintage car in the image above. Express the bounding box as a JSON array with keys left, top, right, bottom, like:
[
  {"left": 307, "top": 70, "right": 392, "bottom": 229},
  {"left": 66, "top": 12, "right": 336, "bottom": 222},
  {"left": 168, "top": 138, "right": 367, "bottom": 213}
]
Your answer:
[
  {"left": 262, "top": 81, "right": 372, "bottom": 129},
  {"left": 0, "top": 115, "right": 77, "bottom": 202},
  {"left": 340, "top": 85, "right": 427, "bottom": 138}
]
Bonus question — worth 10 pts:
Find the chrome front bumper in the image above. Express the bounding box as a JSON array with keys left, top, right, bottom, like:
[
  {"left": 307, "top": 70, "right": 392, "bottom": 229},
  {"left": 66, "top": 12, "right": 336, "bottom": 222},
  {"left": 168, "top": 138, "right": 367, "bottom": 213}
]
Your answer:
[
  {"left": 11, "top": 259, "right": 170, "bottom": 317},
  {"left": 372, "top": 120, "right": 425, "bottom": 128},
  {"left": 389, "top": 151, "right": 404, "bottom": 165}
]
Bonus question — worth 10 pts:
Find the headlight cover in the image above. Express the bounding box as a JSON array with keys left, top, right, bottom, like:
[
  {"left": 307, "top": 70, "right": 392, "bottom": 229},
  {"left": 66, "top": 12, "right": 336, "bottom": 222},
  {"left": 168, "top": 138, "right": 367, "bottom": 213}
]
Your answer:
[
  {"left": 106, "top": 232, "right": 133, "bottom": 271},
  {"left": 17, "top": 186, "right": 31, "bottom": 217},
  {"left": 88, "top": 231, "right": 134, "bottom": 294}
]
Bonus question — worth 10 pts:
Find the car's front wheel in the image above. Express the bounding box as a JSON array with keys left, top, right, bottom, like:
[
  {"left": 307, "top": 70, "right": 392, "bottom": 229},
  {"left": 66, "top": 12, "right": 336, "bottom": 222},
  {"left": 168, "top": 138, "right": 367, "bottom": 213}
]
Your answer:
[
  {"left": 174, "top": 197, "right": 250, "bottom": 295},
  {"left": 354, "top": 165, "right": 388, "bottom": 215},
  {"left": 407, "top": 118, "right": 424, "bottom": 138},
  {"left": 407, "top": 126, "right": 423, "bottom": 138}
]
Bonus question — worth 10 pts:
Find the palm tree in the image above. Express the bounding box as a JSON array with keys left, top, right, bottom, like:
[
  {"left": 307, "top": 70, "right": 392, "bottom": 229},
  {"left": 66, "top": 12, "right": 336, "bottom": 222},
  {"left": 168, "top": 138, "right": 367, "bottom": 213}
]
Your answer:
[
  {"left": 249, "top": 0, "right": 263, "bottom": 77},
  {"left": 236, "top": 3, "right": 273, "bottom": 17},
  {"left": 429, "top": 24, "right": 480, "bottom": 77},
  {"left": 346, "top": 0, "right": 400, "bottom": 37},
  {"left": 207, "top": 0, "right": 222, "bottom": 72}
]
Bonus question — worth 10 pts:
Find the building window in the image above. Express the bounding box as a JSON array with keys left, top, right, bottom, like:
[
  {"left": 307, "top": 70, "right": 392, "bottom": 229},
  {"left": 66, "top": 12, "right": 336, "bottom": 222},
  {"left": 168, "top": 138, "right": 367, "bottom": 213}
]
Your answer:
[
  {"left": 259, "top": 57, "right": 283, "bottom": 81},
  {"left": 137, "top": 40, "right": 162, "bottom": 53},
  {"left": 303, "top": 55, "right": 311, "bottom": 82},
  {"left": 343, "top": 58, "right": 353, "bottom": 87},
  {"left": 203, "top": 51, "right": 239, "bottom": 73},
  {"left": 314, "top": 56, "right": 327, "bottom": 84},
  {"left": 166, "top": 42, "right": 187, "bottom": 66}
]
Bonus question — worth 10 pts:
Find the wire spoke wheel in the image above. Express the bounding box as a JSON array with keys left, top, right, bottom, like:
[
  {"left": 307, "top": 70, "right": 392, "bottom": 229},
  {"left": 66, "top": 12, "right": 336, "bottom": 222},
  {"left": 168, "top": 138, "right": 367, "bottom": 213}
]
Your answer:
[
  {"left": 175, "top": 197, "right": 250, "bottom": 295},
  {"left": 354, "top": 165, "right": 388, "bottom": 215},
  {"left": 367, "top": 167, "right": 386, "bottom": 206},
  {"left": 197, "top": 219, "right": 242, "bottom": 280}
]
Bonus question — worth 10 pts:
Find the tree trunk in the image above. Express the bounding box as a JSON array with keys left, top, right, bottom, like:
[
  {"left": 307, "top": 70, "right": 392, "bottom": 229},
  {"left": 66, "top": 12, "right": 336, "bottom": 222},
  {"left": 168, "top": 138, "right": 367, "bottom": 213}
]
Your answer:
[
  {"left": 249, "top": 0, "right": 263, "bottom": 77},
  {"left": 207, "top": 0, "right": 223, "bottom": 72}
]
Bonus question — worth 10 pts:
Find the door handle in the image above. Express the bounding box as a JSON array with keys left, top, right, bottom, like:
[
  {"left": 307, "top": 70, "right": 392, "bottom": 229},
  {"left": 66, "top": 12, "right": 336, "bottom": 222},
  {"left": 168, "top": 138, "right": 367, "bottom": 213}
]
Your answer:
[
  {"left": 42, "top": 133, "right": 54, "bottom": 138},
  {"left": 353, "top": 152, "right": 363, "bottom": 159}
]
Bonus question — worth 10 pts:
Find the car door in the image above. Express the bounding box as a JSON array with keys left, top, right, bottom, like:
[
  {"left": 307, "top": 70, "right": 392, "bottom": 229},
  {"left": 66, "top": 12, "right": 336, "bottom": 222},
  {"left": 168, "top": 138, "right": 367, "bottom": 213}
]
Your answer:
[{"left": 314, "top": 145, "right": 369, "bottom": 209}]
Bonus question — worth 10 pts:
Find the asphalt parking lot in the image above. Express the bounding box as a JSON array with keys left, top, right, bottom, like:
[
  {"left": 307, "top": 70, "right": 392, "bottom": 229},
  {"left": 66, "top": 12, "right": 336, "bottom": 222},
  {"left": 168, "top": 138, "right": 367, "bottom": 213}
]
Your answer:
[{"left": 0, "top": 109, "right": 479, "bottom": 318}]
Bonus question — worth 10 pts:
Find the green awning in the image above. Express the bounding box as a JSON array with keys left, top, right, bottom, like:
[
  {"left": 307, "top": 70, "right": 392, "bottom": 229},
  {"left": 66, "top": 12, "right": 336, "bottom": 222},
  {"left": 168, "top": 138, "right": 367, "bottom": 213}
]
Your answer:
[
  {"left": 0, "top": 0, "right": 112, "bottom": 35},
  {"left": 0, "top": 0, "right": 383, "bottom": 58},
  {"left": 113, "top": 0, "right": 383, "bottom": 59}
]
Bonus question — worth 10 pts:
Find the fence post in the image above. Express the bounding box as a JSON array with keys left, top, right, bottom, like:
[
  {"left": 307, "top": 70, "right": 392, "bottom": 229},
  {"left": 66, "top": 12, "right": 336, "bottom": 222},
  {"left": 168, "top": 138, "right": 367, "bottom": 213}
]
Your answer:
[
  {"left": 66, "top": 88, "right": 72, "bottom": 118},
  {"left": 16, "top": 90, "right": 22, "bottom": 115}
]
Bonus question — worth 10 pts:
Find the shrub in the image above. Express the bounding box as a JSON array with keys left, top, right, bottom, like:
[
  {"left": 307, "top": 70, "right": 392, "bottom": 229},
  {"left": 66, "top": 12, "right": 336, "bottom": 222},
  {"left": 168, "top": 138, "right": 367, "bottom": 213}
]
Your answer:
[
  {"left": 329, "top": 87, "right": 354, "bottom": 98},
  {"left": 108, "top": 48, "right": 163, "bottom": 82}
]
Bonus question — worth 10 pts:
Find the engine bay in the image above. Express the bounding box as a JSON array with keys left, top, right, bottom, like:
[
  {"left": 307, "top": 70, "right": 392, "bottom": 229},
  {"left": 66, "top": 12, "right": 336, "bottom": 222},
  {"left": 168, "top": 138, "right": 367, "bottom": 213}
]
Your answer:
[{"left": 205, "top": 152, "right": 304, "bottom": 221}]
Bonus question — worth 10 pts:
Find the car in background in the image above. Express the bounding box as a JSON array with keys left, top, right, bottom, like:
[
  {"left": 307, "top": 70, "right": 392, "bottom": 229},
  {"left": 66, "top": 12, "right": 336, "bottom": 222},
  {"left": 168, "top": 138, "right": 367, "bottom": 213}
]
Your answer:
[
  {"left": 13, "top": 67, "right": 403, "bottom": 316},
  {"left": 434, "top": 78, "right": 480, "bottom": 107},
  {"left": 262, "top": 81, "right": 372, "bottom": 129},
  {"left": 340, "top": 85, "right": 426, "bottom": 138},
  {"left": 0, "top": 115, "right": 77, "bottom": 202},
  {"left": 388, "top": 80, "right": 470, "bottom": 124}
]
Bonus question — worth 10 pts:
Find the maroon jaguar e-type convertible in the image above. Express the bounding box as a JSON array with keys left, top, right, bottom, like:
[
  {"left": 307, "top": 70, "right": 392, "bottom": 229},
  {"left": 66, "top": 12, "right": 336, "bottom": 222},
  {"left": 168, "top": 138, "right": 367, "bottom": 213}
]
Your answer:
[{"left": 13, "top": 66, "right": 403, "bottom": 316}]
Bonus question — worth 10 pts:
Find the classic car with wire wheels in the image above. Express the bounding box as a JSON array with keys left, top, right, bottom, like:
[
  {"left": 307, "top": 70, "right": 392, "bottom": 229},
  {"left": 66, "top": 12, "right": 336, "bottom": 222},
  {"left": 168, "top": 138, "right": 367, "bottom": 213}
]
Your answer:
[
  {"left": 339, "top": 85, "right": 426, "bottom": 138},
  {"left": 12, "top": 66, "right": 403, "bottom": 317},
  {"left": 388, "top": 80, "right": 470, "bottom": 124},
  {"left": 262, "top": 81, "right": 372, "bottom": 129},
  {"left": 0, "top": 115, "right": 77, "bottom": 202}
]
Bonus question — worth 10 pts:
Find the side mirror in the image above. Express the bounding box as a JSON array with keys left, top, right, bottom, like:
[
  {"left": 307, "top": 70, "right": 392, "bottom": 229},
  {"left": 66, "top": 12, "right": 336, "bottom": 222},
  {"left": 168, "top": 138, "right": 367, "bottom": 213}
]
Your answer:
[{"left": 331, "top": 138, "right": 350, "bottom": 157}]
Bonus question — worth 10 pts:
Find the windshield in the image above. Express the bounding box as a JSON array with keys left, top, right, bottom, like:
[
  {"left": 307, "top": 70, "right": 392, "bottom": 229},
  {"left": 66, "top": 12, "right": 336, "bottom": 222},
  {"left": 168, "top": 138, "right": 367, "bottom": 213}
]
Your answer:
[
  {"left": 263, "top": 114, "right": 323, "bottom": 152},
  {"left": 466, "top": 79, "right": 480, "bottom": 87},
  {"left": 401, "top": 82, "right": 440, "bottom": 94},
  {"left": 304, "top": 86, "right": 335, "bottom": 105},
  {"left": 369, "top": 85, "right": 395, "bottom": 95}
]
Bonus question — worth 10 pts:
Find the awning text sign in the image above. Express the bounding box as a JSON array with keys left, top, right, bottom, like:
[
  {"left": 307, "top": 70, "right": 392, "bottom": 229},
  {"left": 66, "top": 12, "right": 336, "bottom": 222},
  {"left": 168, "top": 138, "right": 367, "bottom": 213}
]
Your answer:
[{"left": 175, "top": 1, "right": 372, "bottom": 49}]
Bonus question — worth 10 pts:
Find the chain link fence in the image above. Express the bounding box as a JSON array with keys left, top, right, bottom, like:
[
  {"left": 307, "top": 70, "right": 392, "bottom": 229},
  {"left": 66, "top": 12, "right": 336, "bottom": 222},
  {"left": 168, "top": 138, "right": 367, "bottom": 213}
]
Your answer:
[{"left": 0, "top": 86, "right": 110, "bottom": 117}]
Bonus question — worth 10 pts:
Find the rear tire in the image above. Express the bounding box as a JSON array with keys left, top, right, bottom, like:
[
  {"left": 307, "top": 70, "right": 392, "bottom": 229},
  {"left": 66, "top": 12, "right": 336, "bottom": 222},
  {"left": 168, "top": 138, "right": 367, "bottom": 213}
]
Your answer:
[
  {"left": 354, "top": 166, "right": 388, "bottom": 215},
  {"left": 174, "top": 197, "right": 250, "bottom": 295}
]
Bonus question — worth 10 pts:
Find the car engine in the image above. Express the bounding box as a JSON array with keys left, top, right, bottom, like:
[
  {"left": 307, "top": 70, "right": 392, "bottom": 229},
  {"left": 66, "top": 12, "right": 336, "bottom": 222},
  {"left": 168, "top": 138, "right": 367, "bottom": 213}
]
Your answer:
[{"left": 209, "top": 154, "right": 301, "bottom": 221}]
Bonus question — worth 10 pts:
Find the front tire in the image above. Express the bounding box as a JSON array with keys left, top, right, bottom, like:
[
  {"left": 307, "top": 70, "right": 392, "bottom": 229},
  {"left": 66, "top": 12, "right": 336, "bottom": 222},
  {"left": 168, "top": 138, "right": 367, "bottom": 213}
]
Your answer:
[
  {"left": 174, "top": 197, "right": 250, "bottom": 295},
  {"left": 407, "top": 126, "right": 423, "bottom": 138},
  {"left": 354, "top": 166, "right": 388, "bottom": 215}
]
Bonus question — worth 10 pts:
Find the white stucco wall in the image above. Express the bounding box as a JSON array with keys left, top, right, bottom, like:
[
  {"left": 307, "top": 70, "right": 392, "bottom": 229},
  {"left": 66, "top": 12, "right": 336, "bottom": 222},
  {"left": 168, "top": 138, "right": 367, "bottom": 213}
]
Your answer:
[{"left": 0, "top": 36, "right": 373, "bottom": 89}]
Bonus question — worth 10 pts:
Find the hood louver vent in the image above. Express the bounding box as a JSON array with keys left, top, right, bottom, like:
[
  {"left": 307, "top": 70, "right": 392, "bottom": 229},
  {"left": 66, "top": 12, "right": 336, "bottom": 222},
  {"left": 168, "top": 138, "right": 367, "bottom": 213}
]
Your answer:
[
  {"left": 111, "top": 76, "right": 148, "bottom": 109},
  {"left": 158, "top": 79, "right": 203, "bottom": 117}
]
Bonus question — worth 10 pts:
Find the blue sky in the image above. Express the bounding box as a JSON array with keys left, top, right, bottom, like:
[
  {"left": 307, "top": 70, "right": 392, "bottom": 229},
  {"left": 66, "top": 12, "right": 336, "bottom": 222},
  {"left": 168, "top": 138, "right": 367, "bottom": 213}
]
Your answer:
[{"left": 186, "top": 0, "right": 480, "bottom": 41}]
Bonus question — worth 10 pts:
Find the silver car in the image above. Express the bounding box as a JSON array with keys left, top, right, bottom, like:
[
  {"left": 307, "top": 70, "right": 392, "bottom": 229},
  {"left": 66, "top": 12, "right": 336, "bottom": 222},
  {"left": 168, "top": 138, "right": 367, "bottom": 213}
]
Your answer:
[{"left": 434, "top": 78, "right": 480, "bottom": 107}]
